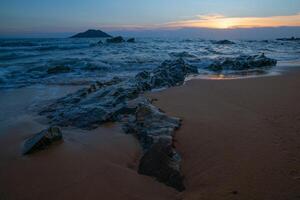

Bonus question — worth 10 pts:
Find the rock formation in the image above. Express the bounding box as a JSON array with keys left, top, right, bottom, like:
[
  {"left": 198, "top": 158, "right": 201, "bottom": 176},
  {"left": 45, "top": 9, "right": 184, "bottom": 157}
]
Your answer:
[
  {"left": 47, "top": 66, "right": 71, "bottom": 74},
  {"left": 40, "top": 58, "right": 198, "bottom": 190},
  {"left": 127, "top": 38, "right": 135, "bottom": 43},
  {"left": 214, "top": 40, "right": 235, "bottom": 44},
  {"left": 276, "top": 37, "right": 300, "bottom": 41},
  {"left": 106, "top": 36, "right": 125, "bottom": 43},
  {"left": 22, "top": 126, "right": 63, "bottom": 155},
  {"left": 207, "top": 54, "right": 277, "bottom": 71}
]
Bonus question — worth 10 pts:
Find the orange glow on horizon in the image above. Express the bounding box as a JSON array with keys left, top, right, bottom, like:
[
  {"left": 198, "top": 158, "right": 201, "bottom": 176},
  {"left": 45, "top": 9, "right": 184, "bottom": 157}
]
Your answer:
[{"left": 165, "top": 13, "right": 300, "bottom": 29}]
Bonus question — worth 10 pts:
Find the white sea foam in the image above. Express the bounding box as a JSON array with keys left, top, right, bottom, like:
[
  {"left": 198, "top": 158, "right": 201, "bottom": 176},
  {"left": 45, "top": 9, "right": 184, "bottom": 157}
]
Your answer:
[{"left": 0, "top": 38, "right": 299, "bottom": 88}]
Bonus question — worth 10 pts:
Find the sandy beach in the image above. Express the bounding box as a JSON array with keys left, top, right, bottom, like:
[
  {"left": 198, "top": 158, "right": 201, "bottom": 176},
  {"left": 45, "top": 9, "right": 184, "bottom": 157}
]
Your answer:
[
  {"left": 0, "top": 87, "right": 178, "bottom": 200},
  {"left": 1, "top": 0, "right": 300, "bottom": 199},
  {"left": 148, "top": 69, "right": 300, "bottom": 199},
  {"left": 1, "top": 69, "right": 300, "bottom": 200}
]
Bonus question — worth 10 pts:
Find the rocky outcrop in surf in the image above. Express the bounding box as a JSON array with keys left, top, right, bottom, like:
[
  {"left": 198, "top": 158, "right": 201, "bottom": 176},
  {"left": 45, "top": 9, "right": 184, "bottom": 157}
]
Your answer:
[
  {"left": 41, "top": 58, "right": 198, "bottom": 129},
  {"left": 47, "top": 65, "right": 72, "bottom": 74},
  {"left": 106, "top": 36, "right": 125, "bottom": 43},
  {"left": 214, "top": 40, "right": 235, "bottom": 45},
  {"left": 276, "top": 37, "right": 300, "bottom": 41},
  {"left": 127, "top": 38, "right": 135, "bottom": 43},
  {"left": 207, "top": 54, "right": 277, "bottom": 71},
  {"left": 40, "top": 58, "right": 198, "bottom": 191},
  {"left": 106, "top": 36, "right": 136, "bottom": 43}
]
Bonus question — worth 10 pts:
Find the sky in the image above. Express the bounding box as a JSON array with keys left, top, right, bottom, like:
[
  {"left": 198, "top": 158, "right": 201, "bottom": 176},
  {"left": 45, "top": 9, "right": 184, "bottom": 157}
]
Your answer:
[{"left": 0, "top": 0, "right": 300, "bottom": 38}]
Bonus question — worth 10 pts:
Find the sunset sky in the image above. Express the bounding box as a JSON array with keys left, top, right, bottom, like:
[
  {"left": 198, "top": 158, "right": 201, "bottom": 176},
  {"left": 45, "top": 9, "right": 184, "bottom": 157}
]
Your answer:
[{"left": 0, "top": 0, "right": 300, "bottom": 37}]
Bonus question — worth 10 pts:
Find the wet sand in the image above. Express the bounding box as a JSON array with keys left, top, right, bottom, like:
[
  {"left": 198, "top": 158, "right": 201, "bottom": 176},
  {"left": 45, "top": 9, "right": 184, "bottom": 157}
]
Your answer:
[
  {"left": 0, "top": 87, "right": 178, "bottom": 200},
  {"left": 1, "top": 69, "right": 300, "bottom": 200},
  {"left": 148, "top": 69, "right": 300, "bottom": 200}
]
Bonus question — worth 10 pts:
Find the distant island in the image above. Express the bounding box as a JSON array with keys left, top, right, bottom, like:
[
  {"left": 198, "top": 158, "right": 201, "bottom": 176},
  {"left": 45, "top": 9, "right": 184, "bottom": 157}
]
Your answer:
[{"left": 70, "top": 29, "right": 112, "bottom": 38}]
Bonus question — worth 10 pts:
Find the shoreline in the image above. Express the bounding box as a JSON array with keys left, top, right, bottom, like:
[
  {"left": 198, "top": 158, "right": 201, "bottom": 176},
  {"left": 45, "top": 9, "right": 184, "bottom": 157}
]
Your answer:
[
  {"left": 0, "top": 66, "right": 300, "bottom": 199},
  {"left": 0, "top": 86, "right": 179, "bottom": 200},
  {"left": 147, "top": 68, "right": 300, "bottom": 199}
]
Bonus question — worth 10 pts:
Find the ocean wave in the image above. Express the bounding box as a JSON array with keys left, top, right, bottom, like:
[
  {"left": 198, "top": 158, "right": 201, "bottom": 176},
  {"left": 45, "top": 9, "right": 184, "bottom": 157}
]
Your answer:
[
  {"left": 35, "top": 44, "right": 89, "bottom": 51},
  {"left": 0, "top": 38, "right": 299, "bottom": 89},
  {"left": 169, "top": 51, "right": 198, "bottom": 58},
  {"left": 0, "top": 52, "right": 39, "bottom": 61},
  {"left": 0, "top": 41, "right": 38, "bottom": 47}
]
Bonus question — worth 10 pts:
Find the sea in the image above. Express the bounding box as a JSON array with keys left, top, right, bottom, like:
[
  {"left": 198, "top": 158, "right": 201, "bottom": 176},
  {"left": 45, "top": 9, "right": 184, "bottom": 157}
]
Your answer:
[{"left": 0, "top": 37, "right": 300, "bottom": 89}]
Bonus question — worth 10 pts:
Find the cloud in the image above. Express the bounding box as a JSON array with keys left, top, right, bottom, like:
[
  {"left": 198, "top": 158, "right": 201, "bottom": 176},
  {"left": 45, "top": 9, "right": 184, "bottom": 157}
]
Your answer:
[
  {"left": 100, "top": 13, "right": 300, "bottom": 32},
  {"left": 164, "top": 13, "right": 300, "bottom": 29}
]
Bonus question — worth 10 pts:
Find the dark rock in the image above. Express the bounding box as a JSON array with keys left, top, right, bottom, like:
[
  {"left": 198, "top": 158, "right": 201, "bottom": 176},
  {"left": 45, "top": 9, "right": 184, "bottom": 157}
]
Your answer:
[
  {"left": 106, "top": 36, "right": 125, "bottom": 43},
  {"left": 123, "top": 98, "right": 181, "bottom": 150},
  {"left": 40, "top": 58, "right": 197, "bottom": 190},
  {"left": 70, "top": 29, "right": 112, "bottom": 38},
  {"left": 41, "top": 58, "right": 197, "bottom": 129},
  {"left": 127, "top": 38, "right": 135, "bottom": 43},
  {"left": 22, "top": 126, "right": 62, "bottom": 155},
  {"left": 231, "top": 190, "right": 239, "bottom": 195},
  {"left": 276, "top": 37, "right": 300, "bottom": 41},
  {"left": 207, "top": 54, "right": 277, "bottom": 71},
  {"left": 214, "top": 40, "right": 235, "bottom": 45},
  {"left": 139, "top": 139, "right": 185, "bottom": 191},
  {"left": 84, "top": 63, "right": 109, "bottom": 71},
  {"left": 0, "top": 77, "right": 4, "bottom": 84},
  {"left": 47, "top": 66, "right": 71, "bottom": 74},
  {"left": 122, "top": 97, "right": 184, "bottom": 191},
  {"left": 149, "top": 58, "right": 198, "bottom": 88}
]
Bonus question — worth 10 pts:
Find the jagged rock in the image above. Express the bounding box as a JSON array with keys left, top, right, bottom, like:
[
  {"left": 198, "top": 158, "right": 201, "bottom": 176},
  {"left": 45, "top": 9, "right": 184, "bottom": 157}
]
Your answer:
[
  {"left": 40, "top": 58, "right": 197, "bottom": 190},
  {"left": 149, "top": 59, "right": 198, "bottom": 88},
  {"left": 127, "top": 38, "right": 135, "bottom": 43},
  {"left": 214, "top": 40, "right": 235, "bottom": 44},
  {"left": 47, "top": 66, "right": 71, "bottom": 74},
  {"left": 207, "top": 54, "right": 277, "bottom": 71},
  {"left": 22, "top": 127, "right": 62, "bottom": 155},
  {"left": 123, "top": 98, "right": 184, "bottom": 191},
  {"left": 106, "top": 36, "right": 125, "bottom": 43},
  {"left": 123, "top": 98, "right": 181, "bottom": 150},
  {"left": 70, "top": 29, "right": 112, "bottom": 38},
  {"left": 139, "top": 139, "right": 185, "bottom": 191},
  {"left": 41, "top": 58, "right": 198, "bottom": 129}
]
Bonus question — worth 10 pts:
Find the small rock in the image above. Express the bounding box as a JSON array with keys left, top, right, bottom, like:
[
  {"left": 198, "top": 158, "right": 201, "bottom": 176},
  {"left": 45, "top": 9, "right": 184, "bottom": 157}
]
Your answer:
[
  {"left": 47, "top": 66, "right": 71, "bottom": 74},
  {"left": 231, "top": 190, "right": 238, "bottom": 195},
  {"left": 127, "top": 38, "right": 135, "bottom": 43},
  {"left": 106, "top": 36, "right": 125, "bottom": 43},
  {"left": 22, "top": 126, "right": 63, "bottom": 155},
  {"left": 277, "top": 37, "right": 300, "bottom": 41},
  {"left": 214, "top": 40, "right": 235, "bottom": 45}
]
